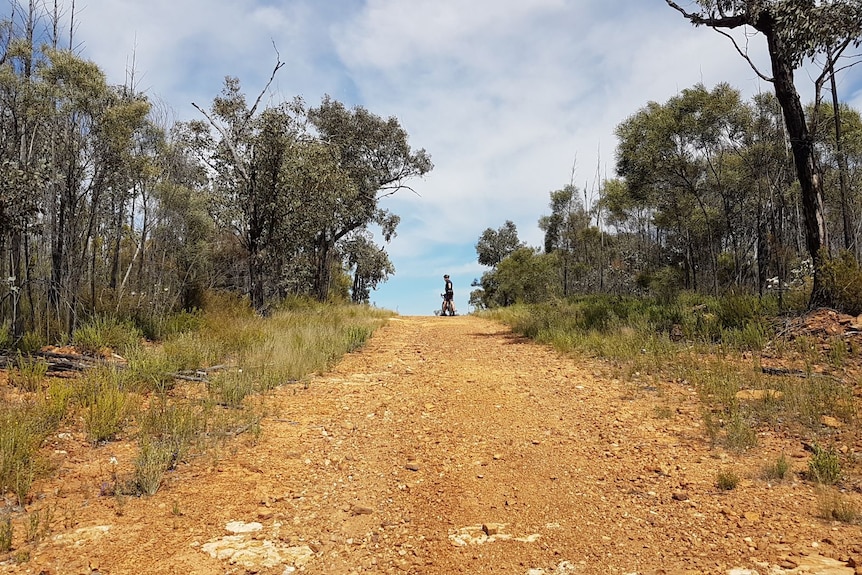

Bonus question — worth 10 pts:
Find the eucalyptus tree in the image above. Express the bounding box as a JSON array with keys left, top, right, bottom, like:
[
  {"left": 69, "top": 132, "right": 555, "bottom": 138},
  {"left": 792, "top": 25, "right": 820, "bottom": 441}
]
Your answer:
[
  {"left": 740, "top": 92, "right": 800, "bottom": 297},
  {"left": 810, "top": 102, "right": 862, "bottom": 256},
  {"left": 191, "top": 74, "right": 431, "bottom": 307},
  {"left": 615, "top": 83, "right": 751, "bottom": 294},
  {"left": 538, "top": 186, "right": 596, "bottom": 295},
  {"left": 41, "top": 50, "right": 151, "bottom": 331},
  {"left": 490, "top": 247, "right": 559, "bottom": 306},
  {"left": 306, "top": 96, "right": 432, "bottom": 301},
  {"left": 666, "top": 0, "right": 862, "bottom": 306},
  {"left": 476, "top": 220, "right": 523, "bottom": 268},
  {"left": 0, "top": 8, "right": 55, "bottom": 335},
  {"left": 342, "top": 231, "right": 396, "bottom": 304},
  {"left": 189, "top": 66, "right": 305, "bottom": 309}
]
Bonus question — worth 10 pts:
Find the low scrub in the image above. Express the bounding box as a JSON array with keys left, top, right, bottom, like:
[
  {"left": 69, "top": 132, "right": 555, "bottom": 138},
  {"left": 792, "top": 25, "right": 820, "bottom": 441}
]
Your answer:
[
  {"left": 0, "top": 386, "right": 71, "bottom": 502},
  {"left": 816, "top": 488, "right": 860, "bottom": 523},
  {"left": 807, "top": 444, "right": 842, "bottom": 485},
  {"left": 762, "top": 454, "right": 791, "bottom": 481},
  {"left": 8, "top": 352, "right": 49, "bottom": 392},
  {"left": 1, "top": 294, "right": 391, "bottom": 501},
  {"left": 73, "top": 316, "right": 143, "bottom": 356}
]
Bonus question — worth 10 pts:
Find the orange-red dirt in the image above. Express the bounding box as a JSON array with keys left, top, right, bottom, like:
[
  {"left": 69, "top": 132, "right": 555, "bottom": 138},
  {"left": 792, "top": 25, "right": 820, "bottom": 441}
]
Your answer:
[{"left": 2, "top": 315, "right": 862, "bottom": 574}]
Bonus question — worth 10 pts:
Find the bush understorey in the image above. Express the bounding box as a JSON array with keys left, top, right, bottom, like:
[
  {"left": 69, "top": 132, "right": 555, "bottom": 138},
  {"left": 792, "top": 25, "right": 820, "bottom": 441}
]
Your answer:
[
  {"left": 483, "top": 291, "right": 860, "bottom": 506},
  {"left": 0, "top": 295, "right": 390, "bottom": 552}
]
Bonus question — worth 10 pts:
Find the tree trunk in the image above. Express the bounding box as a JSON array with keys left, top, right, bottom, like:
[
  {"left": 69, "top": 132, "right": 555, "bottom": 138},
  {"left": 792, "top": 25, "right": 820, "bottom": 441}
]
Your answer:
[
  {"left": 829, "top": 60, "right": 852, "bottom": 252},
  {"left": 761, "top": 17, "right": 829, "bottom": 307}
]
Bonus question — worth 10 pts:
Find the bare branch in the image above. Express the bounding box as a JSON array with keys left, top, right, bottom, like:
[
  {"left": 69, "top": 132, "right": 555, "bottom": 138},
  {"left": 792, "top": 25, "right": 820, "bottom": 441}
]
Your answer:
[
  {"left": 245, "top": 52, "right": 285, "bottom": 128},
  {"left": 377, "top": 184, "right": 421, "bottom": 200},
  {"left": 191, "top": 101, "right": 251, "bottom": 183},
  {"left": 711, "top": 26, "right": 773, "bottom": 82}
]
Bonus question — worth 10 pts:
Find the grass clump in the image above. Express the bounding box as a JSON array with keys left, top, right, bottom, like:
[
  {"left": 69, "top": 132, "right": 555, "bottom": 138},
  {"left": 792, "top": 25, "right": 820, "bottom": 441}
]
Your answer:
[
  {"left": 73, "top": 315, "right": 142, "bottom": 356},
  {"left": 725, "top": 411, "right": 758, "bottom": 451},
  {"left": 716, "top": 469, "right": 740, "bottom": 491},
  {"left": 0, "top": 511, "right": 11, "bottom": 553},
  {"left": 26, "top": 507, "right": 52, "bottom": 543},
  {"left": 816, "top": 489, "right": 860, "bottom": 523},
  {"left": 0, "top": 387, "right": 71, "bottom": 502},
  {"left": 807, "top": 444, "right": 841, "bottom": 485},
  {"left": 77, "top": 369, "right": 135, "bottom": 443},
  {"left": 8, "top": 352, "right": 49, "bottom": 392},
  {"left": 132, "top": 438, "right": 177, "bottom": 496},
  {"left": 2, "top": 294, "right": 390, "bottom": 502},
  {"left": 762, "top": 453, "right": 791, "bottom": 481},
  {"left": 138, "top": 400, "right": 205, "bottom": 460}
]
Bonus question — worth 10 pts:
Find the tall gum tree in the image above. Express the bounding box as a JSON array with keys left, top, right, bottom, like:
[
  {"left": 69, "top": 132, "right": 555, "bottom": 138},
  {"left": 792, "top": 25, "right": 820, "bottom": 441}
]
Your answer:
[{"left": 666, "top": 0, "right": 862, "bottom": 306}]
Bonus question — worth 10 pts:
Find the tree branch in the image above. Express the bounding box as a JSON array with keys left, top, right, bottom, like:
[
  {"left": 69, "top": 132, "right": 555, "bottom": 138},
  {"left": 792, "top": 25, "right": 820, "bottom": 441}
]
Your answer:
[
  {"left": 245, "top": 45, "right": 285, "bottom": 128},
  {"left": 712, "top": 26, "right": 773, "bottom": 82},
  {"left": 665, "top": 1, "right": 772, "bottom": 82},
  {"left": 664, "top": 0, "right": 749, "bottom": 28}
]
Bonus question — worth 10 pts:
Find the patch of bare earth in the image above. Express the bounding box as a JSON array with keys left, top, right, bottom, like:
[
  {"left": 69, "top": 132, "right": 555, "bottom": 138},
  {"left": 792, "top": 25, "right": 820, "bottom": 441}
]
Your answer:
[{"left": 2, "top": 315, "right": 862, "bottom": 574}]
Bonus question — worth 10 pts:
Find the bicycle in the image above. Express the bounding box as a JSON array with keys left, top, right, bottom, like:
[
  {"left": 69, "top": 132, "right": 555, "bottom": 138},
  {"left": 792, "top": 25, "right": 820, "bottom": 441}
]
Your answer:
[{"left": 437, "top": 294, "right": 456, "bottom": 316}]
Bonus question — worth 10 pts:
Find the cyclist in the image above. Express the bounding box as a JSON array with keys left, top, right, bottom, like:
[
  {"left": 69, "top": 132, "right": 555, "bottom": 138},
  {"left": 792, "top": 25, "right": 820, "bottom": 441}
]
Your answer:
[{"left": 442, "top": 274, "right": 456, "bottom": 316}]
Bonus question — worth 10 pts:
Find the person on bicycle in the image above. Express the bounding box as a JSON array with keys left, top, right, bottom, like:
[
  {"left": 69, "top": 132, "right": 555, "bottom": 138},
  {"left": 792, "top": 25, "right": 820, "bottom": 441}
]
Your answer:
[{"left": 442, "top": 274, "right": 455, "bottom": 315}]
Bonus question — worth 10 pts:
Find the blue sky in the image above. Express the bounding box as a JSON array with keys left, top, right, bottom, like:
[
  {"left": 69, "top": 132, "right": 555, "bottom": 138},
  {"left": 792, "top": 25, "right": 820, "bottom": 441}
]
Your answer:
[{"left": 65, "top": 0, "right": 862, "bottom": 315}]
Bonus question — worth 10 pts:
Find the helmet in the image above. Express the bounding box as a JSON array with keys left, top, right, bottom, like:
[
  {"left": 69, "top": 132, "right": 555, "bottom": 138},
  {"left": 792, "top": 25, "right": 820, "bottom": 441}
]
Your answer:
[{"left": 444, "top": 274, "right": 449, "bottom": 279}]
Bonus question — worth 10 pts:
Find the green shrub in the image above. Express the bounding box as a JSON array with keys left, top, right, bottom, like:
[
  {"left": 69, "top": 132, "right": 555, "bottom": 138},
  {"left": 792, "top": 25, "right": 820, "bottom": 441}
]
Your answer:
[
  {"left": 725, "top": 411, "right": 758, "bottom": 451},
  {"left": 650, "top": 267, "right": 683, "bottom": 305},
  {"left": 716, "top": 469, "right": 739, "bottom": 491},
  {"left": 138, "top": 400, "right": 204, "bottom": 459},
  {"left": 80, "top": 372, "right": 135, "bottom": 443},
  {"left": 344, "top": 324, "right": 372, "bottom": 352},
  {"left": 17, "top": 331, "right": 44, "bottom": 354},
  {"left": 73, "top": 316, "right": 142, "bottom": 356},
  {"left": 133, "top": 438, "right": 176, "bottom": 496},
  {"left": 808, "top": 444, "right": 841, "bottom": 485},
  {"left": 8, "top": 352, "right": 49, "bottom": 392},
  {"left": 0, "top": 320, "right": 11, "bottom": 350},
  {"left": 208, "top": 371, "right": 255, "bottom": 408},
  {"left": 762, "top": 453, "right": 790, "bottom": 481},
  {"left": 0, "top": 511, "right": 11, "bottom": 553},
  {"left": 135, "top": 309, "right": 203, "bottom": 341},
  {"left": 0, "top": 402, "right": 55, "bottom": 500},
  {"left": 121, "top": 350, "right": 177, "bottom": 395},
  {"left": 820, "top": 250, "right": 862, "bottom": 316}
]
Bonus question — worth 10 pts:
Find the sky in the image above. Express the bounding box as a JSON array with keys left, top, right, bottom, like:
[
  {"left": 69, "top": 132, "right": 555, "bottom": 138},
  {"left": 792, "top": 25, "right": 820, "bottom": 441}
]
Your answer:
[{"left": 58, "top": 0, "right": 862, "bottom": 315}]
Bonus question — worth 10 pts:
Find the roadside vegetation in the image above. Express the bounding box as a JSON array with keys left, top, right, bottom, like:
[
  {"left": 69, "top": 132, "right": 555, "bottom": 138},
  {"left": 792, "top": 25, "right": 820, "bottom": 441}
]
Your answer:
[
  {"left": 0, "top": 294, "right": 389, "bottom": 514},
  {"left": 481, "top": 288, "right": 861, "bottom": 522}
]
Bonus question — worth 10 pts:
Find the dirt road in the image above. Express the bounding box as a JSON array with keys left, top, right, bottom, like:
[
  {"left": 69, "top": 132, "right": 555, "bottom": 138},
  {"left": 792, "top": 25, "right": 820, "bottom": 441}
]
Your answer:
[{"left": 6, "top": 315, "right": 862, "bottom": 574}]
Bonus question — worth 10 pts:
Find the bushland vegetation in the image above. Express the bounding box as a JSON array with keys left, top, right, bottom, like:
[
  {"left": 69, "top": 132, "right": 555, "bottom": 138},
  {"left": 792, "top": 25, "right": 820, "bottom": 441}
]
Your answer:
[{"left": 1, "top": 294, "right": 390, "bottom": 505}]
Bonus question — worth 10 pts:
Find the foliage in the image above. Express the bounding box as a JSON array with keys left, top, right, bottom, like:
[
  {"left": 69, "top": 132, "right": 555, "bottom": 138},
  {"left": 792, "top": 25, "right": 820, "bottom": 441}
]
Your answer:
[
  {"left": 8, "top": 352, "right": 48, "bottom": 392},
  {"left": 819, "top": 251, "right": 862, "bottom": 316},
  {"left": 476, "top": 220, "right": 523, "bottom": 267},
  {"left": 72, "top": 316, "right": 143, "bottom": 356},
  {"left": 79, "top": 369, "right": 135, "bottom": 444},
  {"left": 665, "top": 0, "right": 862, "bottom": 309},
  {"left": 189, "top": 82, "right": 431, "bottom": 309},
  {"left": 133, "top": 438, "right": 177, "bottom": 496},
  {"left": 472, "top": 248, "right": 560, "bottom": 309},
  {"left": 0, "top": 386, "right": 70, "bottom": 500},
  {"left": 716, "top": 469, "right": 739, "bottom": 491},
  {"left": 0, "top": 512, "right": 10, "bottom": 553},
  {"left": 762, "top": 453, "right": 790, "bottom": 482},
  {"left": 808, "top": 444, "right": 842, "bottom": 485}
]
